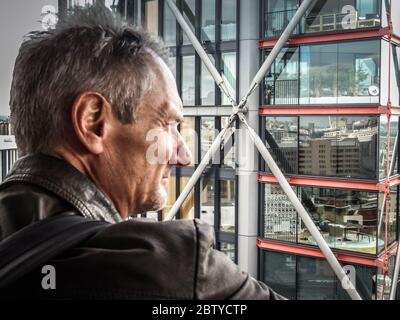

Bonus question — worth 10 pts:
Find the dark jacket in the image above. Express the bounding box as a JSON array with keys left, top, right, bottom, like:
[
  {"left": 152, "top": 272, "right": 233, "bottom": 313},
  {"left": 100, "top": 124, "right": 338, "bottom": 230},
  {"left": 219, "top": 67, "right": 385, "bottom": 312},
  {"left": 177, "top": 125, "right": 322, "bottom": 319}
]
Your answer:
[{"left": 0, "top": 154, "right": 282, "bottom": 299}]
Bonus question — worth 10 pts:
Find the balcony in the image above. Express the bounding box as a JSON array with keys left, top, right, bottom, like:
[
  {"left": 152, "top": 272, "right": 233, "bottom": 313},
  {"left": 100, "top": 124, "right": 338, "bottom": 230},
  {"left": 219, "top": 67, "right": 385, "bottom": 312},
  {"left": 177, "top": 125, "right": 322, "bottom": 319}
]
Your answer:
[{"left": 264, "top": 3, "right": 381, "bottom": 40}]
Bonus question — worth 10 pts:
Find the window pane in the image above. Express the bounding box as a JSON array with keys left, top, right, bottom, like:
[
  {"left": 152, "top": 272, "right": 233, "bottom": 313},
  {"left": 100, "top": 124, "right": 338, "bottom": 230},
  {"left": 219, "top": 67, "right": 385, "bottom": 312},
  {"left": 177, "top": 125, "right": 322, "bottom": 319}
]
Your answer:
[
  {"left": 68, "top": 0, "right": 95, "bottom": 9},
  {"left": 180, "top": 176, "right": 195, "bottom": 219},
  {"left": 163, "top": 2, "right": 176, "bottom": 46},
  {"left": 265, "top": 0, "right": 299, "bottom": 38},
  {"left": 265, "top": 117, "right": 298, "bottom": 174},
  {"left": 161, "top": 175, "right": 176, "bottom": 220},
  {"left": 263, "top": 250, "right": 296, "bottom": 299},
  {"left": 200, "top": 176, "right": 214, "bottom": 226},
  {"left": 338, "top": 41, "right": 380, "bottom": 103},
  {"left": 220, "top": 179, "right": 235, "bottom": 232},
  {"left": 144, "top": 0, "right": 158, "bottom": 35},
  {"left": 378, "top": 186, "right": 398, "bottom": 253},
  {"left": 221, "top": 52, "right": 236, "bottom": 105},
  {"left": 300, "top": 40, "right": 380, "bottom": 105},
  {"left": 379, "top": 115, "right": 399, "bottom": 179},
  {"left": 297, "top": 255, "right": 336, "bottom": 300},
  {"left": 182, "top": 55, "right": 195, "bottom": 106},
  {"left": 201, "top": 117, "right": 215, "bottom": 162},
  {"left": 264, "top": 184, "right": 298, "bottom": 242},
  {"left": 220, "top": 242, "right": 235, "bottom": 262},
  {"left": 335, "top": 116, "right": 377, "bottom": 179},
  {"left": 303, "top": 0, "right": 381, "bottom": 34},
  {"left": 169, "top": 56, "right": 177, "bottom": 79},
  {"left": 300, "top": 43, "right": 338, "bottom": 104},
  {"left": 221, "top": 0, "right": 236, "bottom": 41},
  {"left": 264, "top": 47, "right": 299, "bottom": 105},
  {"left": 299, "top": 186, "right": 379, "bottom": 254},
  {"left": 221, "top": 117, "right": 235, "bottom": 169},
  {"left": 201, "top": 56, "right": 215, "bottom": 105},
  {"left": 180, "top": 117, "right": 196, "bottom": 166},
  {"left": 201, "top": 0, "right": 215, "bottom": 43},
  {"left": 299, "top": 115, "right": 377, "bottom": 179},
  {"left": 182, "top": 0, "right": 196, "bottom": 45}
]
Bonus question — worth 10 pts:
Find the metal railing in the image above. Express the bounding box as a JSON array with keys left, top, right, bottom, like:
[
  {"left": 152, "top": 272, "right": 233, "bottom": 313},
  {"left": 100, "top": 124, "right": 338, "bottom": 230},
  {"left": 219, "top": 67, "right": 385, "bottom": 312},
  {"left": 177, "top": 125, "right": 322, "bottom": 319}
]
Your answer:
[
  {"left": 265, "top": 9, "right": 381, "bottom": 38},
  {"left": 265, "top": 79, "right": 299, "bottom": 105}
]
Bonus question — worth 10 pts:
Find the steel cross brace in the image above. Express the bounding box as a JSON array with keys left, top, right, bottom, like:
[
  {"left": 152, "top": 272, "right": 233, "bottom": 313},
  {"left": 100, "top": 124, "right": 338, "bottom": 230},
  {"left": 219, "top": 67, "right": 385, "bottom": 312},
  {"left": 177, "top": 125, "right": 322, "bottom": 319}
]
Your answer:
[{"left": 164, "top": 0, "right": 362, "bottom": 300}]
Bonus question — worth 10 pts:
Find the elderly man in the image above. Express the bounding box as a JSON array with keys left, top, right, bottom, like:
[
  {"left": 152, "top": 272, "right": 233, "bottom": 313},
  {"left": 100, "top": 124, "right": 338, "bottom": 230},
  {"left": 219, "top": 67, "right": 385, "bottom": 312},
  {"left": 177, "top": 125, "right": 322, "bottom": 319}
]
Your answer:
[{"left": 0, "top": 6, "right": 282, "bottom": 299}]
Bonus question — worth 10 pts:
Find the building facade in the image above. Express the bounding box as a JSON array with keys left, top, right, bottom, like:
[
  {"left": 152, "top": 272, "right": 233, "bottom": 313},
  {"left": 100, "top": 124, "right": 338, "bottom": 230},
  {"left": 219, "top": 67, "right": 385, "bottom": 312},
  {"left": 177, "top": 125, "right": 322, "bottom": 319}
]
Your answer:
[{"left": 59, "top": 0, "right": 400, "bottom": 299}]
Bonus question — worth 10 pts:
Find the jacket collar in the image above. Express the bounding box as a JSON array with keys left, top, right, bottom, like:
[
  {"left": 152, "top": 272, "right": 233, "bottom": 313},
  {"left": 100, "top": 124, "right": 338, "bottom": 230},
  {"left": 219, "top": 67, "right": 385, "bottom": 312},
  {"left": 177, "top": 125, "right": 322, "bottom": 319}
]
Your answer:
[{"left": 0, "top": 154, "right": 123, "bottom": 224}]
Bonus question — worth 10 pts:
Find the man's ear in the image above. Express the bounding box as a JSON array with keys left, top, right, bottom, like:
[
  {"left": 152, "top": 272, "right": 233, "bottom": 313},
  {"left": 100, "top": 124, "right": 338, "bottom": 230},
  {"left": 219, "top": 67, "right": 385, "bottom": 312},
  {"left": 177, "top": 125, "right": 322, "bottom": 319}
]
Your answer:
[{"left": 71, "top": 92, "right": 111, "bottom": 155}]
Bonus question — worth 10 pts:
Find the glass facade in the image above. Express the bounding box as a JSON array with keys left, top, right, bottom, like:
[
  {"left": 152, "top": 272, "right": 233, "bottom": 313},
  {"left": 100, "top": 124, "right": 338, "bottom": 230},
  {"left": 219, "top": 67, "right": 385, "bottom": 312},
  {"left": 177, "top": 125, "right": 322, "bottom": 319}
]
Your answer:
[
  {"left": 264, "top": 115, "right": 379, "bottom": 180},
  {"left": 201, "top": 0, "right": 216, "bottom": 43},
  {"left": 379, "top": 115, "right": 399, "bottom": 180},
  {"left": 262, "top": 250, "right": 377, "bottom": 300},
  {"left": 263, "top": 183, "right": 398, "bottom": 255},
  {"left": 221, "top": 0, "right": 237, "bottom": 41},
  {"left": 162, "top": 116, "right": 237, "bottom": 261},
  {"left": 263, "top": 0, "right": 381, "bottom": 38},
  {"left": 160, "top": 0, "right": 238, "bottom": 107},
  {"left": 263, "top": 40, "right": 381, "bottom": 106}
]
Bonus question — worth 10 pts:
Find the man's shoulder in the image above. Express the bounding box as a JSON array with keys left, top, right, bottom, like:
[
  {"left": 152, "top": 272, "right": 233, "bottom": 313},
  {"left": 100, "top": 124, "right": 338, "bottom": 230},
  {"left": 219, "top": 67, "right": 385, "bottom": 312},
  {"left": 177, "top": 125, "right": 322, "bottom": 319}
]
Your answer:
[{"left": 37, "top": 218, "right": 216, "bottom": 299}]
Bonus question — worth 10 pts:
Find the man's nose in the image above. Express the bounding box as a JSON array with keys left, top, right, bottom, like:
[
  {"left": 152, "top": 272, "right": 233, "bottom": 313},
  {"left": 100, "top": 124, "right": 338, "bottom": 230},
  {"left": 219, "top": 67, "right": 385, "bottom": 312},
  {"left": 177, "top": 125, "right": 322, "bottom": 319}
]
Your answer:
[{"left": 170, "top": 132, "right": 192, "bottom": 167}]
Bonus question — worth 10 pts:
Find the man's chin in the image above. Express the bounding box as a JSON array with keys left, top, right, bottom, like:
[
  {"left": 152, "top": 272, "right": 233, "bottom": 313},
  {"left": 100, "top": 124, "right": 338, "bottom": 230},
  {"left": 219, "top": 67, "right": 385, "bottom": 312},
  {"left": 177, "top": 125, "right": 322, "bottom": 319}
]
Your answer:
[{"left": 137, "top": 188, "right": 168, "bottom": 213}]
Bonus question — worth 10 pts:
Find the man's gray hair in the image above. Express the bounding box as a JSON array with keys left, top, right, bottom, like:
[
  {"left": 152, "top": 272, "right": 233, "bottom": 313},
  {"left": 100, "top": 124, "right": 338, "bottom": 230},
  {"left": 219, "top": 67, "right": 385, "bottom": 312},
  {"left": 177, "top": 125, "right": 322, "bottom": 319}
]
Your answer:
[{"left": 10, "top": 4, "right": 169, "bottom": 156}]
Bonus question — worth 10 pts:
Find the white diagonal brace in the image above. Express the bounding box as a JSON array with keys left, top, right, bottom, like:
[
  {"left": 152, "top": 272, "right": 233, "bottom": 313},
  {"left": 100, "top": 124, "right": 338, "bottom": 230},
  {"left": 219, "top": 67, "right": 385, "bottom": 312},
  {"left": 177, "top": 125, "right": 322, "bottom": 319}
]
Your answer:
[
  {"left": 237, "top": 113, "right": 362, "bottom": 300},
  {"left": 164, "top": 0, "right": 362, "bottom": 300},
  {"left": 165, "top": 117, "right": 236, "bottom": 221}
]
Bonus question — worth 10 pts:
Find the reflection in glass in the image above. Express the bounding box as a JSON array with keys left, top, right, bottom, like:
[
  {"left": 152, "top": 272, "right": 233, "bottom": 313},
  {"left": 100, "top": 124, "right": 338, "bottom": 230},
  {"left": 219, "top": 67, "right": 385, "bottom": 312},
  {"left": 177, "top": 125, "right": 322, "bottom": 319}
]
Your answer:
[
  {"left": 221, "top": 0, "right": 236, "bottom": 41},
  {"left": 379, "top": 115, "right": 399, "bottom": 180},
  {"left": 264, "top": 183, "right": 382, "bottom": 254},
  {"left": 297, "top": 255, "right": 336, "bottom": 300},
  {"left": 303, "top": 0, "right": 380, "bottom": 34},
  {"left": 182, "top": 55, "right": 195, "bottom": 106},
  {"left": 338, "top": 41, "right": 380, "bottom": 103},
  {"left": 265, "top": 0, "right": 299, "bottom": 38},
  {"left": 201, "top": 0, "right": 215, "bottom": 42},
  {"left": 201, "top": 117, "right": 215, "bottom": 162},
  {"left": 299, "top": 186, "right": 379, "bottom": 254},
  {"left": 264, "top": 47, "right": 299, "bottom": 105},
  {"left": 299, "top": 115, "right": 378, "bottom": 179},
  {"left": 201, "top": 57, "right": 215, "bottom": 105},
  {"left": 264, "top": 0, "right": 381, "bottom": 37},
  {"left": 299, "top": 40, "right": 380, "bottom": 105},
  {"left": 263, "top": 251, "right": 296, "bottom": 299},
  {"left": 180, "top": 176, "right": 195, "bottom": 219},
  {"left": 180, "top": 117, "right": 196, "bottom": 166},
  {"left": 221, "top": 117, "right": 235, "bottom": 169},
  {"left": 221, "top": 52, "right": 236, "bottom": 105},
  {"left": 300, "top": 43, "right": 338, "bottom": 104},
  {"left": 200, "top": 176, "right": 214, "bottom": 226},
  {"left": 264, "top": 184, "right": 299, "bottom": 242},
  {"left": 220, "top": 242, "right": 235, "bottom": 262},
  {"left": 163, "top": 2, "right": 176, "bottom": 46},
  {"left": 182, "top": 0, "right": 196, "bottom": 45},
  {"left": 378, "top": 186, "right": 398, "bottom": 253},
  {"left": 265, "top": 117, "right": 298, "bottom": 173},
  {"left": 220, "top": 179, "right": 235, "bottom": 232}
]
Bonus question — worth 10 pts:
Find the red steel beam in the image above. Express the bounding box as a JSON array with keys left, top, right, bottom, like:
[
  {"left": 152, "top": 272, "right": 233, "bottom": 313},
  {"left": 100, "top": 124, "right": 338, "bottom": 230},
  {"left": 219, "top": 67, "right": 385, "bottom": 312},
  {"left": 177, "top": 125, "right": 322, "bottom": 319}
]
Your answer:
[
  {"left": 257, "top": 239, "right": 378, "bottom": 267},
  {"left": 259, "top": 27, "right": 390, "bottom": 48},
  {"left": 258, "top": 173, "right": 380, "bottom": 191}
]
